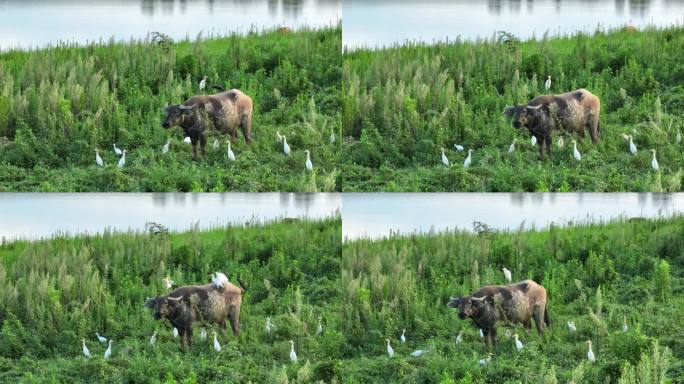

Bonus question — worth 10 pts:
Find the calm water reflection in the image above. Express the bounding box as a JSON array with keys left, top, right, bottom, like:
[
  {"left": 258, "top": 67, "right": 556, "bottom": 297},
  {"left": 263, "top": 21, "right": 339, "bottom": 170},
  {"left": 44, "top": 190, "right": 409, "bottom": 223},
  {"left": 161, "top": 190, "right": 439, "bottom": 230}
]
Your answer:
[
  {"left": 343, "top": 0, "right": 684, "bottom": 49},
  {"left": 0, "top": 0, "right": 340, "bottom": 50},
  {"left": 0, "top": 193, "right": 340, "bottom": 241},
  {"left": 343, "top": 193, "right": 684, "bottom": 240}
]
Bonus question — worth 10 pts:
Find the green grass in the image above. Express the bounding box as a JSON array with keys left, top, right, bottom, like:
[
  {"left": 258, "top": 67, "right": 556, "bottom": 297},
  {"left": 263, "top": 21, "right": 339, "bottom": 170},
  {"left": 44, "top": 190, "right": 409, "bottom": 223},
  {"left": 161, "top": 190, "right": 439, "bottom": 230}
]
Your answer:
[
  {"left": 0, "top": 217, "right": 343, "bottom": 383},
  {"left": 342, "top": 26, "right": 684, "bottom": 192},
  {"left": 0, "top": 25, "right": 341, "bottom": 192},
  {"left": 341, "top": 216, "right": 683, "bottom": 383}
]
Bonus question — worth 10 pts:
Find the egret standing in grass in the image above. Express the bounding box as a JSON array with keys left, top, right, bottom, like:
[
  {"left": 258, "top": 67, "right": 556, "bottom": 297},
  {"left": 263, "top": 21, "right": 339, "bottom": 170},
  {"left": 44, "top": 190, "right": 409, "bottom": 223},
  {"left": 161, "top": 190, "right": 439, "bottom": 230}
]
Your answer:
[
  {"left": 545, "top": 75, "right": 552, "bottom": 91},
  {"left": 81, "top": 339, "right": 92, "bottom": 358},
  {"left": 441, "top": 147, "right": 450, "bottom": 167},
  {"left": 479, "top": 353, "right": 492, "bottom": 365},
  {"left": 276, "top": 130, "right": 283, "bottom": 144},
  {"left": 502, "top": 267, "right": 512, "bottom": 282},
  {"left": 587, "top": 340, "right": 596, "bottom": 362},
  {"left": 572, "top": 140, "right": 581, "bottom": 161},
  {"left": 289, "top": 340, "right": 297, "bottom": 362},
  {"left": 162, "top": 139, "right": 170, "bottom": 155},
  {"left": 199, "top": 76, "right": 207, "bottom": 92},
  {"left": 213, "top": 332, "right": 221, "bottom": 352},
  {"left": 622, "top": 316, "right": 628, "bottom": 332},
  {"left": 479, "top": 329, "right": 484, "bottom": 338},
  {"left": 200, "top": 328, "right": 207, "bottom": 340},
  {"left": 113, "top": 144, "right": 122, "bottom": 156},
  {"left": 227, "top": 141, "right": 236, "bottom": 162},
  {"left": 265, "top": 317, "right": 275, "bottom": 334},
  {"left": 162, "top": 276, "right": 174, "bottom": 289},
  {"left": 508, "top": 138, "right": 517, "bottom": 153},
  {"left": 677, "top": 129, "right": 682, "bottom": 144},
  {"left": 386, "top": 338, "right": 394, "bottom": 357},
  {"left": 557, "top": 136, "right": 564, "bottom": 148},
  {"left": 212, "top": 139, "right": 219, "bottom": 150},
  {"left": 628, "top": 135, "right": 637, "bottom": 155},
  {"left": 184, "top": 136, "right": 192, "bottom": 144},
  {"left": 117, "top": 150, "right": 127, "bottom": 169},
  {"left": 283, "top": 136, "right": 291, "bottom": 156},
  {"left": 173, "top": 327, "right": 179, "bottom": 338},
  {"left": 514, "top": 334, "right": 523, "bottom": 351},
  {"left": 454, "top": 144, "right": 464, "bottom": 152},
  {"left": 455, "top": 331, "right": 463, "bottom": 344},
  {"left": 150, "top": 331, "right": 157, "bottom": 345},
  {"left": 400, "top": 329, "right": 406, "bottom": 343},
  {"left": 651, "top": 149, "right": 659, "bottom": 171},
  {"left": 330, "top": 128, "right": 336, "bottom": 144},
  {"left": 531, "top": 135, "right": 537, "bottom": 146},
  {"left": 305, "top": 150, "right": 313, "bottom": 171},
  {"left": 567, "top": 321, "right": 577, "bottom": 332},
  {"left": 95, "top": 149, "right": 104, "bottom": 167},
  {"left": 410, "top": 349, "right": 429, "bottom": 357},
  {"left": 464, "top": 149, "right": 473, "bottom": 168},
  {"left": 96, "top": 332, "right": 107, "bottom": 343},
  {"left": 316, "top": 316, "right": 323, "bottom": 336},
  {"left": 104, "top": 340, "right": 113, "bottom": 359}
]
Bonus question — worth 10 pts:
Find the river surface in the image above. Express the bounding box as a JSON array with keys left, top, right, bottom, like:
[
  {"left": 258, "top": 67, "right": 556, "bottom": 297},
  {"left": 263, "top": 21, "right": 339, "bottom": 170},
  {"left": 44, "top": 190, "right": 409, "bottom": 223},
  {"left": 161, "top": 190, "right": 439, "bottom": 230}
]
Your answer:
[
  {"left": 343, "top": 0, "right": 684, "bottom": 49},
  {"left": 0, "top": 193, "right": 340, "bottom": 241},
  {"left": 343, "top": 193, "right": 684, "bottom": 240},
  {"left": 0, "top": 0, "right": 340, "bottom": 50}
]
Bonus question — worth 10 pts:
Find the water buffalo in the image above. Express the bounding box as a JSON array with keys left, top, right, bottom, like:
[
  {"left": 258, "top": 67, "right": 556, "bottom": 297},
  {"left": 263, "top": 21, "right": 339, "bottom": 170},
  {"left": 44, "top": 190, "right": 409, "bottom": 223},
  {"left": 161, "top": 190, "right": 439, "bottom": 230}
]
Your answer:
[
  {"left": 145, "top": 277, "right": 246, "bottom": 349},
  {"left": 503, "top": 88, "right": 601, "bottom": 160},
  {"left": 162, "top": 89, "right": 253, "bottom": 159},
  {"left": 448, "top": 280, "right": 549, "bottom": 349}
]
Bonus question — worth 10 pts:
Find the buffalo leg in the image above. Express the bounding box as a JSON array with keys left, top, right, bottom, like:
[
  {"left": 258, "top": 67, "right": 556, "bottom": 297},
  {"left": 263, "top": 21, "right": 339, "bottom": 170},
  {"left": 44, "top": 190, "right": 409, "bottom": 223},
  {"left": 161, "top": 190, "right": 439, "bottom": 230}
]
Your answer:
[
  {"left": 545, "top": 135, "right": 552, "bottom": 159},
  {"left": 229, "top": 310, "right": 241, "bottom": 337},
  {"left": 199, "top": 134, "right": 207, "bottom": 157},
  {"left": 534, "top": 307, "right": 546, "bottom": 336},
  {"left": 524, "top": 319, "right": 532, "bottom": 331},
  {"left": 588, "top": 115, "right": 600, "bottom": 144},
  {"left": 537, "top": 140, "right": 545, "bottom": 161},
  {"left": 191, "top": 139, "right": 198, "bottom": 160},
  {"left": 186, "top": 326, "right": 194, "bottom": 347},
  {"left": 489, "top": 327, "right": 497, "bottom": 347},
  {"left": 240, "top": 115, "right": 253, "bottom": 145}
]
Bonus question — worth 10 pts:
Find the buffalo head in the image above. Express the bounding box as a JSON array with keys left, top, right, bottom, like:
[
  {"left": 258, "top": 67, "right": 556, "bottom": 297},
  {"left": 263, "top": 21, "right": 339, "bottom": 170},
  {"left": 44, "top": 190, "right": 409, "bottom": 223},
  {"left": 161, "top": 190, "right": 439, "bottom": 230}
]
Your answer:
[
  {"left": 503, "top": 104, "right": 542, "bottom": 129},
  {"left": 162, "top": 104, "right": 197, "bottom": 129},
  {"left": 447, "top": 295, "right": 488, "bottom": 319},
  {"left": 144, "top": 295, "right": 183, "bottom": 320}
]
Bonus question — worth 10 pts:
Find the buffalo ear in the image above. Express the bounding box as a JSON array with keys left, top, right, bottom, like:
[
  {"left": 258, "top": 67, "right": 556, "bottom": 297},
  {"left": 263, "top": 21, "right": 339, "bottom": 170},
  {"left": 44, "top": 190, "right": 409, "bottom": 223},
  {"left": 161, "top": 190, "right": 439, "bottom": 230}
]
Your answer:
[{"left": 503, "top": 106, "right": 516, "bottom": 117}]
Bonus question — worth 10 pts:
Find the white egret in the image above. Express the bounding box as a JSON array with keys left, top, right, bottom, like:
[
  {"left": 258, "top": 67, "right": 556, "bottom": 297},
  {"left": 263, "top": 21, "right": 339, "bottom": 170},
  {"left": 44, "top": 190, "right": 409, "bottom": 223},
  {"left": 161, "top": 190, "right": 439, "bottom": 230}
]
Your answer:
[
  {"left": 514, "top": 334, "right": 523, "bottom": 351},
  {"left": 276, "top": 130, "right": 283, "bottom": 144},
  {"left": 316, "top": 317, "right": 323, "bottom": 336},
  {"left": 212, "top": 139, "right": 219, "bottom": 150},
  {"left": 479, "top": 353, "right": 492, "bottom": 365},
  {"left": 454, "top": 144, "right": 464, "bottom": 151},
  {"left": 410, "top": 349, "right": 429, "bottom": 357},
  {"left": 587, "top": 340, "right": 596, "bottom": 362},
  {"left": 479, "top": 329, "right": 484, "bottom": 338},
  {"left": 95, "top": 149, "right": 104, "bottom": 167},
  {"left": 199, "top": 76, "right": 207, "bottom": 91},
  {"left": 104, "top": 340, "right": 113, "bottom": 359},
  {"left": 545, "top": 76, "right": 551, "bottom": 91},
  {"left": 330, "top": 128, "right": 336, "bottom": 144},
  {"left": 557, "top": 136, "right": 564, "bottom": 148},
  {"left": 113, "top": 144, "right": 123, "bottom": 156},
  {"left": 386, "top": 338, "right": 394, "bottom": 357},
  {"left": 531, "top": 135, "right": 537, "bottom": 146},
  {"left": 173, "top": 327, "right": 179, "bottom": 338},
  {"left": 508, "top": 138, "right": 517, "bottom": 153},
  {"left": 213, "top": 332, "right": 221, "bottom": 352},
  {"left": 572, "top": 140, "right": 581, "bottom": 161},
  {"left": 441, "top": 147, "right": 450, "bottom": 167},
  {"left": 622, "top": 316, "right": 628, "bottom": 332},
  {"left": 400, "top": 329, "right": 406, "bottom": 343},
  {"left": 283, "top": 136, "right": 291, "bottom": 156},
  {"left": 289, "top": 340, "right": 297, "bottom": 362},
  {"left": 162, "top": 276, "right": 174, "bottom": 289},
  {"left": 200, "top": 328, "right": 207, "bottom": 340},
  {"left": 455, "top": 331, "right": 463, "bottom": 344},
  {"left": 265, "top": 317, "right": 275, "bottom": 334},
  {"left": 677, "top": 129, "right": 682, "bottom": 144},
  {"left": 212, "top": 272, "right": 229, "bottom": 288},
  {"left": 117, "top": 150, "right": 127, "bottom": 169},
  {"left": 96, "top": 332, "right": 107, "bottom": 343},
  {"left": 464, "top": 149, "right": 473, "bottom": 168},
  {"left": 567, "top": 321, "right": 577, "bottom": 332},
  {"left": 227, "top": 141, "right": 236, "bottom": 162},
  {"left": 651, "top": 149, "right": 659, "bottom": 171},
  {"left": 628, "top": 135, "right": 637, "bottom": 155},
  {"left": 305, "top": 150, "right": 313, "bottom": 171},
  {"left": 150, "top": 331, "right": 157, "bottom": 345},
  {"left": 183, "top": 137, "right": 191, "bottom": 144},
  {"left": 502, "top": 267, "right": 512, "bottom": 283},
  {"left": 81, "top": 339, "right": 92, "bottom": 358},
  {"left": 162, "top": 139, "right": 170, "bottom": 155}
]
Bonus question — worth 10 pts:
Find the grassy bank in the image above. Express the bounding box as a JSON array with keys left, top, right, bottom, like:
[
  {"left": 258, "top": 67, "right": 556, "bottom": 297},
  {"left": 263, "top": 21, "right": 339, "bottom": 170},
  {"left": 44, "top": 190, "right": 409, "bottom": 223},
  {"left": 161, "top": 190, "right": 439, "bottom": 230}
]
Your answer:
[
  {"left": 341, "top": 216, "right": 683, "bottom": 383},
  {"left": 342, "top": 26, "right": 684, "bottom": 192},
  {"left": 0, "top": 25, "right": 341, "bottom": 192},
  {"left": 0, "top": 217, "right": 343, "bottom": 383}
]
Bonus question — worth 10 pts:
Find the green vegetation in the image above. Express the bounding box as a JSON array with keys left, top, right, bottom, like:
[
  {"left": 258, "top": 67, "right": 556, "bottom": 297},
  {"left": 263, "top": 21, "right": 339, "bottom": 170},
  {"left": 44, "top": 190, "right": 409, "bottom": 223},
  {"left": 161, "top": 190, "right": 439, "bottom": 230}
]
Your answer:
[
  {"left": 342, "top": 216, "right": 683, "bottom": 383},
  {"left": 342, "top": 27, "right": 684, "bottom": 191},
  {"left": 0, "top": 25, "right": 341, "bottom": 192},
  {"left": 0, "top": 217, "right": 343, "bottom": 382}
]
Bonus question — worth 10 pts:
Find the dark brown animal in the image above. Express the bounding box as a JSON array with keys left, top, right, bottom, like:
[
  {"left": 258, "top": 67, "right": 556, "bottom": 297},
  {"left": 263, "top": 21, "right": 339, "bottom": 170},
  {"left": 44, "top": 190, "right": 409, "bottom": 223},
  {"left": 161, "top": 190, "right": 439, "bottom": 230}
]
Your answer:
[
  {"left": 145, "top": 280, "right": 245, "bottom": 349},
  {"left": 503, "top": 88, "right": 601, "bottom": 160},
  {"left": 447, "top": 280, "right": 549, "bottom": 348},
  {"left": 162, "top": 89, "right": 253, "bottom": 158}
]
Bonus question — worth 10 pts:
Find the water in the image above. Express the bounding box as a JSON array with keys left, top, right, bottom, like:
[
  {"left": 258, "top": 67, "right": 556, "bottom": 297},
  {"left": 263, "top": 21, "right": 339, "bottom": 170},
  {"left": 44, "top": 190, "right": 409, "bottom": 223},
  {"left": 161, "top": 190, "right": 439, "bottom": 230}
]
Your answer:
[
  {"left": 0, "top": 0, "right": 340, "bottom": 50},
  {"left": 343, "top": 0, "right": 684, "bottom": 49},
  {"left": 0, "top": 193, "right": 340, "bottom": 241},
  {"left": 343, "top": 193, "right": 684, "bottom": 240}
]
